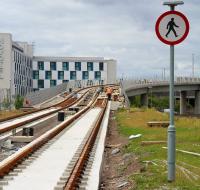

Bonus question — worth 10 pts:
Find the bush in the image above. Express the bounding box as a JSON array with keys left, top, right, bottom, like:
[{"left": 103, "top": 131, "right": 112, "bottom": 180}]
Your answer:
[
  {"left": 2, "top": 98, "right": 10, "bottom": 109},
  {"left": 14, "top": 95, "right": 24, "bottom": 110}
]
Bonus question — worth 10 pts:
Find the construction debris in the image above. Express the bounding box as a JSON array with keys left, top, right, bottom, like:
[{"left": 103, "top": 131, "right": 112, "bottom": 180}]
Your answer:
[
  {"left": 129, "top": 134, "right": 142, "bottom": 140},
  {"left": 162, "top": 147, "right": 200, "bottom": 157},
  {"left": 141, "top": 141, "right": 166, "bottom": 146}
]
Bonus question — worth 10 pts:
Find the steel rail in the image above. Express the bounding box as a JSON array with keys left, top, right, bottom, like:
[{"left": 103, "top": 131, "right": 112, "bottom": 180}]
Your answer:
[
  {"left": 64, "top": 98, "right": 108, "bottom": 189},
  {"left": 0, "top": 88, "right": 84, "bottom": 123},
  {"left": 0, "top": 84, "right": 118, "bottom": 123},
  {"left": 0, "top": 89, "right": 90, "bottom": 134},
  {"left": 0, "top": 92, "right": 99, "bottom": 177}
]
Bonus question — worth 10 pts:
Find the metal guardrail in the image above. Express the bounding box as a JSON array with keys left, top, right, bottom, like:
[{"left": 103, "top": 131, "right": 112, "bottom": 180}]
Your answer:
[{"left": 121, "top": 77, "right": 200, "bottom": 91}]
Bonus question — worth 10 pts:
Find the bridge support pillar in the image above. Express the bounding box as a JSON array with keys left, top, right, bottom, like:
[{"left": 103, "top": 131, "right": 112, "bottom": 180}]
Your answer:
[
  {"left": 195, "top": 90, "right": 200, "bottom": 114},
  {"left": 180, "top": 91, "right": 187, "bottom": 115},
  {"left": 141, "top": 94, "right": 148, "bottom": 107}
]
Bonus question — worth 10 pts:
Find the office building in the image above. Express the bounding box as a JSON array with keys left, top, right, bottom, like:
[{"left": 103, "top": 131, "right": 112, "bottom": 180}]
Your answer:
[
  {"left": 0, "top": 33, "right": 33, "bottom": 98},
  {"left": 32, "top": 56, "right": 116, "bottom": 90},
  {"left": 0, "top": 33, "right": 117, "bottom": 98}
]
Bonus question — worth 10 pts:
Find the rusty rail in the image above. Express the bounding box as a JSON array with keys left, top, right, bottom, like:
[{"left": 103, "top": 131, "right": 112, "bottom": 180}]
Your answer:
[
  {"left": 0, "top": 84, "right": 117, "bottom": 123},
  {"left": 0, "top": 89, "right": 90, "bottom": 134},
  {"left": 64, "top": 98, "right": 108, "bottom": 189},
  {"left": 0, "top": 92, "right": 99, "bottom": 177},
  {"left": 0, "top": 88, "right": 84, "bottom": 123}
]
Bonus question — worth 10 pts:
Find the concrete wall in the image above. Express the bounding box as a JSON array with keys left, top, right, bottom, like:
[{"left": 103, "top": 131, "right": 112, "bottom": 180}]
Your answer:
[
  {"left": 0, "top": 33, "right": 12, "bottom": 89},
  {"left": 106, "top": 59, "right": 117, "bottom": 84}
]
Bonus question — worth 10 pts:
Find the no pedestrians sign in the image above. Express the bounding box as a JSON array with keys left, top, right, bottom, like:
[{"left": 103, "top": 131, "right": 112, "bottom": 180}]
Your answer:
[{"left": 155, "top": 11, "right": 189, "bottom": 45}]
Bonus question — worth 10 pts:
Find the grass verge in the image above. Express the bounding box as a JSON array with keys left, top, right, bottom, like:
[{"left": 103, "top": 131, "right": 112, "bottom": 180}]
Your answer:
[{"left": 116, "top": 108, "right": 200, "bottom": 190}]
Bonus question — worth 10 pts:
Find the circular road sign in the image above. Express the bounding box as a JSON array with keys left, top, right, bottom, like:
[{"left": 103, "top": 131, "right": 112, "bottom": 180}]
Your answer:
[{"left": 155, "top": 11, "right": 189, "bottom": 45}]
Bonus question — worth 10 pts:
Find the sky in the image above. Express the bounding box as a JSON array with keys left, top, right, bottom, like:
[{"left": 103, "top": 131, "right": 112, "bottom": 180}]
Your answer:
[{"left": 0, "top": 0, "right": 199, "bottom": 79}]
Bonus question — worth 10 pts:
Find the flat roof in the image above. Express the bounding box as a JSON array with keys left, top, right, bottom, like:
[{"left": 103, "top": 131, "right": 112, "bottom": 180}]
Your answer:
[{"left": 33, "top": 56, "right": 116, "bottom": 62}]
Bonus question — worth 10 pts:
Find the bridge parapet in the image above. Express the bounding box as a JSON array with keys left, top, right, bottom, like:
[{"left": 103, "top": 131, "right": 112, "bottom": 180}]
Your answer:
[{"left": 122, "top": 77, "right": 200, "bottom": 92}]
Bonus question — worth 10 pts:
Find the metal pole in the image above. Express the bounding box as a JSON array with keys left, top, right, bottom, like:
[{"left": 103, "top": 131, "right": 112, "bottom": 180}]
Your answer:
[
  {"left": 192, "top": 53, "right": 194, "bottom": 77},
  {"left": 168, "top": 4, "right": 176, "bottom": 182}
]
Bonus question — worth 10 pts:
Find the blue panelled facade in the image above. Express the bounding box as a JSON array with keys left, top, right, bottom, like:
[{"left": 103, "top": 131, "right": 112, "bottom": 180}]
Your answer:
[{"left": 32, "top": 57, "right": 116, "bottom": 90}]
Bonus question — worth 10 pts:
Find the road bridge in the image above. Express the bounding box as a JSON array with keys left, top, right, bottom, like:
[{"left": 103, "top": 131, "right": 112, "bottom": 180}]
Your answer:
[{"left": 121, "top": 77, "right": 200, "bottom": 115}]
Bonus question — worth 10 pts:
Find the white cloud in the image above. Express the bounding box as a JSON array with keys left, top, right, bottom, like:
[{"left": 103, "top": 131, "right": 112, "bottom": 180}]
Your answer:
[{"left": 0, "top": 0, "right": 199, "bottom": 78}]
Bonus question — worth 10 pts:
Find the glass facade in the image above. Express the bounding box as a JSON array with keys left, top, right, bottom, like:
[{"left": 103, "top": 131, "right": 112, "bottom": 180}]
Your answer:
[
  {"left": 95, "top": 71, "right": 101, "bottom": 80},
  {"left": 70, "top": 71, "right": 76, "bottom": 80},
  {"left": 45, "top": 71, "right": 52, "bottom": 79},
  {"left": 50, "top": 80, "right": 57, "bottom": 87},
  {"left": 38, "top": 80, "right": 44, "bottom": 88},
  {"left": 75, "top": 62, "right": 81, "bottom": 71},
  {"left": 99, "top": 62, "right": 104, "bottom": 71},
  {"left": 63, "top": 80, "right": 69, "bottom": 83},
  {"left": 62, "top": 62, "right": 69, "bottom": 70},
  {"left": 82, "top": 71, "right": 89, "bottom": 80},
  {"left": 87, "top": 62, "right": 93, "bottom": 71},
  {"left": 38, "top": 61, "right": 44, "bottom": 70},
  {"left": 33, "top": 71, "right": 39, "bottom": 79},
  {"left": 50, "top": 62, "right": 57, "bottom": 70},
  {"left": 58, "top": 71, "right": 64, "bottom": 79}
]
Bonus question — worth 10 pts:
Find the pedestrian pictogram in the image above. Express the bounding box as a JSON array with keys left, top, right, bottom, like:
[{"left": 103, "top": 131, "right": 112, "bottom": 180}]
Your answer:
[
  {"left": 155, "top": 11, "right": 189, "bottom": 45},
  {"left": 166, "top": 18, "right": 179, "bottom": 38}
]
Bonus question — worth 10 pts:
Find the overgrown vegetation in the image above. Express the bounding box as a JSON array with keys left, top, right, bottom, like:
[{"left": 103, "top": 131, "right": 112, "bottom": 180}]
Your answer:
[
  {"left": 14, "top": 95, "right": 24, "bottom": 110},
  {"left": 130, "top": 95, "right": 181, "bottom": 112},
  {"left": 2, "top": 98, "right": 10, "bottom": 109},
  {"left": 116, "top": 108, "right": 200, "bottom": 190}
]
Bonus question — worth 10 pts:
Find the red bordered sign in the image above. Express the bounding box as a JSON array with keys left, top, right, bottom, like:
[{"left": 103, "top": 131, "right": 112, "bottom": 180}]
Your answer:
[{"left": 155, "top": 11, "right": 189, "bottom": 45}]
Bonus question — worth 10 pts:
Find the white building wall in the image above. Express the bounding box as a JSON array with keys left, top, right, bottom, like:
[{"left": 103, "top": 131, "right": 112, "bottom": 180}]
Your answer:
[
  {"left": 44, "top": 62, "right": 50, "bottom": 70},
  {"left": 93, "top": 62, "right": 99, "bottom": 71},
  {"left": 0, "top": 33, "right": 12, "bottom": 89},
  {"left": 39, "top": 71, "right": 45, "bottom": 80},
  {"left": 69, "top": 62, "right": 74, "bottom": 70},
  {"left": 33, "top": 80, "right": 37, "bottom": 88},
  {"left": 44, "top": 80, "right": 50, "bottom": 88},
  {"left": 106, "top": 59, "right": 117, "bottom": 84},
  {"left": 32, "top": 56, "right": 117, "bottom": 90},
  {"left": 64, "top": 71, "right": 70, "bottom": 80},
  {"left": 33, "top": 61, "right": 37, "bottom": 70},
  {"left": 57, "top": 62, "right": 62, "bottom": 70},
  {"left": 52, "top": 71, "right": 57, "bottom": 80},
  {"left": 82, "top": 62, "right": 87, "bottom": 71}
]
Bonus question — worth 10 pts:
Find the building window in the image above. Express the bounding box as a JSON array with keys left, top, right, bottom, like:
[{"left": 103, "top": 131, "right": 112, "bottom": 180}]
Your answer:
[
  {"left": 82, "top": 71, "right": 89, "bottom": 80},
  {"left": 95, "top": 71, "right": 101, "bottom": 80},
  {"left": 87, "top": 62, "right": 93, "bottom": 71},
  {"left": 50, "top": 80, "right": 57, "bottom": 87},
  {"left": 70, "top": 71, "right": 76, "bottom": 80},
  {"left": 99, "top": 62, "right": 104, "bottom": 71},
  {"left": 38, "top": 80, "right": 44, "bottom": 88},
  {"left": 75, "top": 62, "right": 81, "bottom": 71},
  {"left": 50, "top": 62, "right": 57, "bottom": 70},
  {"left": 45, "top": 71, "right": 52, "bottom": 79},
  {"left": 38, "top": 61, "right": 44, "bottom": 70},
  {"left": 58, "top": 71, "right": 64, "bottom": 79},
  {"left": 62, "top": 62, "right": 69, "bottom": 70},
  {"left": 33, "top": 71, "right": 39, "bottom": 79},
  {"left": 63, "top": 80, "right": 69, "bottom": 83}
]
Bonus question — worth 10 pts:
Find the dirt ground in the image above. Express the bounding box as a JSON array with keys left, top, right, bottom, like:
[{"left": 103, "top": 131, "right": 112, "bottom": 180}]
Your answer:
[{"left": 101, "top": 111, "right": 141, "bottom": 190}]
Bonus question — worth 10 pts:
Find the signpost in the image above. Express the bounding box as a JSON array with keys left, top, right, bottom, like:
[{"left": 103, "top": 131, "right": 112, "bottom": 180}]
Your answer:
[{"left": 155, "top": 1, "right": 189, "bottom": 182}]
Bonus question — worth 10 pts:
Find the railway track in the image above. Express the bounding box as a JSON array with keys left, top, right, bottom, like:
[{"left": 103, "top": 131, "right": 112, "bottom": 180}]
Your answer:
[
  {"left": 0, "top": 88, "right": 111, "bottom": 190},
  {"left": 0, "top": 88, "right": 91, "bottom": 135}
]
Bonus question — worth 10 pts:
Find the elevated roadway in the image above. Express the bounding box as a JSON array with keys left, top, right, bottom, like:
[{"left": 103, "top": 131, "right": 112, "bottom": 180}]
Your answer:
[{"left": 121, "top": 77, "right": 200, "bottom": 114}]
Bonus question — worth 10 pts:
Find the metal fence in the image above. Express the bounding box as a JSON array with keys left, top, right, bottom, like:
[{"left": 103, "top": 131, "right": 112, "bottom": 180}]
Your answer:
[{"left": 121, "top": 77, "right": 200, "bottom": 91}]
